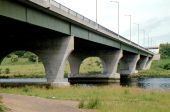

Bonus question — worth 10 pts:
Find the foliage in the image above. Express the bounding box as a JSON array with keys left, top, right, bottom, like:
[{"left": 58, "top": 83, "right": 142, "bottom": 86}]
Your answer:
[
  {"left": 13, "top": 51, "right": 26, "bottom": 57},
  {"left": 136, "top": 59, "right": 170, "bottom": 77},
  {"left": 28, "top": 54, "right": 38, "bottom": 63},
  {"left": 4, "top": 68, "right": 10, "bottom": 74},
  {"left": 163, "top": 63, "right": 170, "bottom": 70},
  {"left": 0, "top": 96, "right": 8, "bottom": 112},
  {"left": 159, "top": 43, "right": 170, "bottom": 59},
  {"left": 10, "top": 55, "right": 19, "bottom": 63},
  {"left": 80, "top": 57, "right": 103, "bottom": 75}
]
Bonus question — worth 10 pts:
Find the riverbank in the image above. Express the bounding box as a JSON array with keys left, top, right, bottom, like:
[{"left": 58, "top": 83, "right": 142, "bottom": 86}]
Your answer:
[
  {"left": 133, "top": 59, "right": 170, "bottom": 78},
  {"left": 0, "top": 85, "right": 170, "bottom": 112}
]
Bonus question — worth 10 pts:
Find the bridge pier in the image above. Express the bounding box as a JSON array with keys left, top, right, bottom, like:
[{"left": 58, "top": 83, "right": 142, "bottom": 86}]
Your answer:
[
  {"left": 137, "top": 56, "right": 148, "bottom": 70},
  {"left": 137, "top": 56, "right": 153, "bottom": 70},
  {"left": 68, "top": 49, "right": 123, "bottom": 84},
  {"left": 119, "top": 53, "right": 140, "bottom": 76},
  {"left": 145, "top": 57, "right": 153, "bottom": 70},
  {"left": 36, "top": 36, "right": 74, "bottom": 86}
]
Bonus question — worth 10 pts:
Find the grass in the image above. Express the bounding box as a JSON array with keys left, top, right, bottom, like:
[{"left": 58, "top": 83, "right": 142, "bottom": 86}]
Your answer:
[
  {"left": 0, "top": 85, "right": 170, "bottom": 112},
  {"left": 0, "top": 96, "right": 8, "bottom": 112},
  {"left": 0, "top": 64, "right": 45, "bottom": 78},
  {"left": 0, "top": 57, "right": 103, "bottom": 78},
  {"left": 135, "top": 59, "right": 170, "bottom": 77}
]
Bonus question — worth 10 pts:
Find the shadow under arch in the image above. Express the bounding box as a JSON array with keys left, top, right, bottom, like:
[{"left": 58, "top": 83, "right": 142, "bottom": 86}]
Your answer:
[
  {"left": 0, "top": 50, "right": 45, "bottom": 79},
  {"left": 79, "top": 57, "right": 104, "bottom": 75}
]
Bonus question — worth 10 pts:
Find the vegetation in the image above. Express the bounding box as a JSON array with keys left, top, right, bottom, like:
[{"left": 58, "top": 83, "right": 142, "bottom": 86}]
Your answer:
[
  {"left": 159, "top": 43, "right": 170, "bottom": 59},
  {"left": 79, "top": 57, "right": 103, "bottom": 74},
  {"left": 0, "top": 85, "right": 170, "bottom": 112},
  {"left": 0, "top": 56, "right": 103, "bottom": 78},
  {"left": 0, "top": 96, "right": 8, "bottom": 112},
  {"left": 136, "top": 59, "right": 170, "bottom": 77}
]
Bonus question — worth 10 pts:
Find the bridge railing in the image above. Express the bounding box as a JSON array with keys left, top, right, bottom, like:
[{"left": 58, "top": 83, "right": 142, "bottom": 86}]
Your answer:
[{"left": 48, "top": 0, "right": 151, "bottom": 54}]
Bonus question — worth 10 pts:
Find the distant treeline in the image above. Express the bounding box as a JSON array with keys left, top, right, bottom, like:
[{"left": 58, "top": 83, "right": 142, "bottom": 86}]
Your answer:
[{"left": 159, "top": 43, "right": 170, "bottom": 59}]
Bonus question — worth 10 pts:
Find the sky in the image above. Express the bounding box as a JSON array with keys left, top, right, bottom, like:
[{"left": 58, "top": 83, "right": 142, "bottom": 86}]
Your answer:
[{"left": 54, "top": 0, "right": 170, "bottom": 47}]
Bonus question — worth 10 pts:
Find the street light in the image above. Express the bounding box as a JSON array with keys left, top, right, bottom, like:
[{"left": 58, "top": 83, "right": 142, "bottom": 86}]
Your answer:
[
  {"left": 134, "top": 23, "right": 139, "bottom": 45},
  {"left": 96, "top": 0, "right": 98, "bottom": 23},
  {"left": 125, "top": 15, "right": 132, "bottom": 41},
  {"left": 110, "top": 1, "right": 119, "bottom": 38}
]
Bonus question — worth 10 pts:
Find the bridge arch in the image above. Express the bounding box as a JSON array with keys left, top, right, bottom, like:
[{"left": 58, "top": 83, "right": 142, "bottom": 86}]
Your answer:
[
  {"left": 79, "top": 57, "right": 104, "bottom": 75},
  {"left": 0, "top": 50, "right": 45, "bottom": 79}
]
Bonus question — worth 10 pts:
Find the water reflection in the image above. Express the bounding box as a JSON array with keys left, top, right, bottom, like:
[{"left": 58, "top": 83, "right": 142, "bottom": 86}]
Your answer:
[
  {"left": 138, "top": 78, "right": 170, "bottom": 90},
  {"left": 0, "top": 78, "right": 170, "bottom": 90},
  {"left": 120, "top": 77, "right": 170, "bottom": 90}
]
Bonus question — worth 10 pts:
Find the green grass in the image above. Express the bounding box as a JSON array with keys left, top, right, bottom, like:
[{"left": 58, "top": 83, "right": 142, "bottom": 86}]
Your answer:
[
  {"left": 135, "top": 59, "right": 170, "bottom": 77},
  {"left": 0, "top": 57, "right": 103, "bottom": 78},
  {"left": 0, "top": 64, "right": 45, "bottom": 78},
  {"left": 0, "top": 85, "right": 170, "bottom": 112}
]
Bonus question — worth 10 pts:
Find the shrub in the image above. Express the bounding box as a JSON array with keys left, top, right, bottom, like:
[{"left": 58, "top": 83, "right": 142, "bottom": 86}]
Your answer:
[
  {"left": 29, "top": 54, "right": 38, "bottom": 62},
  {"left": 159, "top": 43, "right": 170, "bottom": 59},
  {"left": 87, "top": 98, "right": 100, "bottom": 109},
  {"left": 22, "top": 86, "right": 32, "bottom": 93},
  {"left": 5, "top": 68, "right": 10, "bottom": 74},
  {"left": 163, "top": 63, "right": 170, "bottom": 70},
  {"left": 10, "top": 55, "right": 18, "bottom": 63},
  {"left": 78, "top": 100, "right": 85, "bottom": 108},
  {"left": 0, "top": 68, "right": 2, "bottom": 74}
]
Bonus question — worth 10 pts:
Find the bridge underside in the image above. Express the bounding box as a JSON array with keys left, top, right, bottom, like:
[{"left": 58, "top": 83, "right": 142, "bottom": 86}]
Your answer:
[{"left": 0, "top": 14, "right": 153, "bottom": 85}]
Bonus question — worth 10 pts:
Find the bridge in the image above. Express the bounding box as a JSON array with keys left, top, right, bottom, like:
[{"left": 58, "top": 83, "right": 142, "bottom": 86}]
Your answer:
[{"left": 0, "top": 0, "right": 154, "bottom": 86}]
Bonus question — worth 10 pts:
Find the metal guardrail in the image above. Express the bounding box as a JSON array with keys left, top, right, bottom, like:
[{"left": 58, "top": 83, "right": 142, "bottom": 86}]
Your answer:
[{"left": 36, "top": 0, "right": 153, "bottom": 54}]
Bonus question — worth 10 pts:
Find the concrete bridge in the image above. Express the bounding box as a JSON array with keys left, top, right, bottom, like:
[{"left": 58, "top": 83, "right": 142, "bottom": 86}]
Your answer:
[{"left": 0, "top": 0, "right": 154, "bottom": 86}]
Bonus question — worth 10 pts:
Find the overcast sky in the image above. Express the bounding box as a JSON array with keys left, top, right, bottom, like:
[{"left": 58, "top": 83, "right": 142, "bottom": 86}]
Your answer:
[{"left": 54, "top": 0, "right": 170, "bottom": 47}]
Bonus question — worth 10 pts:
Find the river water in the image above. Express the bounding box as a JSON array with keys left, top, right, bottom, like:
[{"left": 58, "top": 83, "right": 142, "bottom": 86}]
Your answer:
[{"left": 0, "top": 78, "right": 170, "bottom": 91}]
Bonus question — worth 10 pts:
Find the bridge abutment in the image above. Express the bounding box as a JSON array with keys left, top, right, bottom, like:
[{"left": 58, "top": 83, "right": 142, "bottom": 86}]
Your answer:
[{"left": 119, "top": 54, "right": 140, "bottom": 76}]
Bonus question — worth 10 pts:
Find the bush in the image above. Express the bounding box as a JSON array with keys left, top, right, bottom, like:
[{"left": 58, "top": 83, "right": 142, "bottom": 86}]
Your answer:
[
  {"left": 0, "top": 68, "right": 2, "bottom": 74},
  {"left": 14, "top": 51, "right": 26, "bottom": 57},
  {"left": 29, "top": 54, "right": 38, "bottom": 62},
  {"left": 78, "top": 100, "right": 85, "bottom": 108},
  {"left": 87, "top": 98, "right": 100, "bottom": 109},
  {"left": 5, "top": 68, "right": 10, "bottom": 74},
  {"left": 10, "top": 55, "right": 18, "bottom": 63},
  {"left": 160, "top": 43, "right": 170, "bottom": 59},
  {"left": 163, "top": 63, "right": 170, "bottom": 70}
]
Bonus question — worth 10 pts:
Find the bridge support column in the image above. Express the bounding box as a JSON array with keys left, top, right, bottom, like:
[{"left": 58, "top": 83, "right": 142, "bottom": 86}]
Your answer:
[
  {"left": 36, "top": 36, "right": 74, "bottom": 86},
  {"left": 100, "top": 50, "right": 123, "bottom": 78},
  {"left": 68, "top": 53, "right": 85, "bottom": 77},
  {"left": 137, "top": 56, "right": 148, "bottom": 70},
  {"left": 68, "top": 49, "right": 123, "bottom": 84},
  {"left": 120, "top": 54, "right": 140, "bottom": 75},
  {"left": 145, "top": 57, "right": 153, "bottom": 70}
]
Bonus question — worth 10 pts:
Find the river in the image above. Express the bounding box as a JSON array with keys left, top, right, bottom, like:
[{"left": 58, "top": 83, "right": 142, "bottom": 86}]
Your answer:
[{"left": 0, "top": 78, "right": 170, "bottom": 90}]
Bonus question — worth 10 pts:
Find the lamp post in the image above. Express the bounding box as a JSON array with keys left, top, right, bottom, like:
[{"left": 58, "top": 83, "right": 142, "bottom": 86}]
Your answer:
[
  {"left": 110, "top": 1, "right": 119, "bottom": 38},
  {"left": 125, "top": 15, "right": 132, "bottom": 41},
  {"left": 96, "top": 0, "right": 98, "bottom": 23}
]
